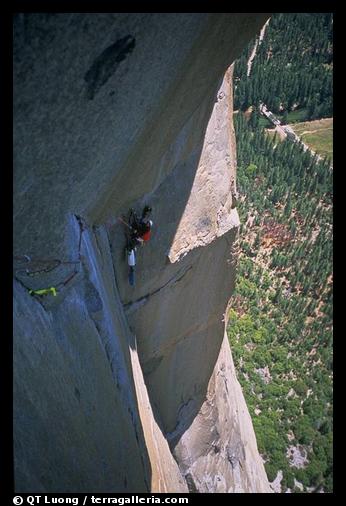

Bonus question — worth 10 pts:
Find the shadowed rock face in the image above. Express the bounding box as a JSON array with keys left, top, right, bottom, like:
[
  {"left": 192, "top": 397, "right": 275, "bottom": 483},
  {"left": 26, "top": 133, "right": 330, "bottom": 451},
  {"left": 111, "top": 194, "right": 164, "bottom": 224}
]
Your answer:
[{"left": 13, "top": 13, "right": 271, "bottom": 492}]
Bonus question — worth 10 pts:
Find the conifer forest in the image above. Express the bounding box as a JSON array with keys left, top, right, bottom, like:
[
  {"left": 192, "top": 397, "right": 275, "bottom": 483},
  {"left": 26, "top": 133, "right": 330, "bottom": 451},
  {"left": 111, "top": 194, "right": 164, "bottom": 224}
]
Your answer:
[{"left": 228, "top": 13, "right": 333, "bottom": 493}]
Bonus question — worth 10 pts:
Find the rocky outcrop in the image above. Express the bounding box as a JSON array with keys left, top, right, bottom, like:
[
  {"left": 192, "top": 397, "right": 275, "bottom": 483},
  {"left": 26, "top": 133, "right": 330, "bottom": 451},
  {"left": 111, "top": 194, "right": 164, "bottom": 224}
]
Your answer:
[
  {"left": 173, "top": 332, "right": 271, "bottom": 493},
  {"left": 13, "top": 13, "right": 271, "bottom": 492}
]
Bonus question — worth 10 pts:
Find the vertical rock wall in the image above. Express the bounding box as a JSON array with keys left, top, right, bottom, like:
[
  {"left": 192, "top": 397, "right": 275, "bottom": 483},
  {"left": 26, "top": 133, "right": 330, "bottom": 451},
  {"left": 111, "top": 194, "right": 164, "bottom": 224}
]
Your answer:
[
  {"left": 13, "top": 13, "right": 271, "bottom": 492},
  {"left": 117, "top": 65, "right": 270, "bottom": 493}
]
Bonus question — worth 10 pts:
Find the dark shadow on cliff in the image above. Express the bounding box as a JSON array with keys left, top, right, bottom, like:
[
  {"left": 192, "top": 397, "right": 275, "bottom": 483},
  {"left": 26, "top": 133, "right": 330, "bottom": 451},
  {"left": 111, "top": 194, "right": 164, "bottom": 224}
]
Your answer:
[{"left": 100, "top": 79, "right": 237, "bottom": 460}]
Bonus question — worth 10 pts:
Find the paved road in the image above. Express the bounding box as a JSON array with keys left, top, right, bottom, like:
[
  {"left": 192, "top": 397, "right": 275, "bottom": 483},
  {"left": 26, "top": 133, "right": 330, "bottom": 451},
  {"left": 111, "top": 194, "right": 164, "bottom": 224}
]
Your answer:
[{"left": 259, "top": 103, "right": 331, "bottom": 166}]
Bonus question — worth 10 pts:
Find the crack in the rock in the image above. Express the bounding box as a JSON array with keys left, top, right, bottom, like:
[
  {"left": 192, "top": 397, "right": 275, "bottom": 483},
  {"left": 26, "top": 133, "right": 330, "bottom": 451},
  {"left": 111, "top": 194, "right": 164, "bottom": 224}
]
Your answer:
[
  {"left": 124, "top": 265, "right": 192, "bottom": 312},
  {"left": 165, "top": 397, "right": 195, "bottom": 445},
  {"left": 93, "top": 228, "right": 104, "bottom": 268}
]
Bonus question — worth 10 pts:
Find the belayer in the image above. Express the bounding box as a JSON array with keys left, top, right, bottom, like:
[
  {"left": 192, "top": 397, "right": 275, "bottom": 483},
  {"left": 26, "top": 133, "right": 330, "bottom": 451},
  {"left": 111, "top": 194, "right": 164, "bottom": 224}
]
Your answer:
[{"left": 125, "top": 206, "right": 153, "bottom": 286}]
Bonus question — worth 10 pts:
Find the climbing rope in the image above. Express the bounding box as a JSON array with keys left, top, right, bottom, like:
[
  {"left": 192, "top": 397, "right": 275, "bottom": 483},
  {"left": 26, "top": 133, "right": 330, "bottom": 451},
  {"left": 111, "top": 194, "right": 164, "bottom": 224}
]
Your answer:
[
  {"left": 14, "top": 257, "right": 80, "bottom": 277},
  {"left": 117, "top": 216, "right": 134, "bottom": 230},
  {"left": 14, "top": 214, "right": 88, "bottom": 297}
]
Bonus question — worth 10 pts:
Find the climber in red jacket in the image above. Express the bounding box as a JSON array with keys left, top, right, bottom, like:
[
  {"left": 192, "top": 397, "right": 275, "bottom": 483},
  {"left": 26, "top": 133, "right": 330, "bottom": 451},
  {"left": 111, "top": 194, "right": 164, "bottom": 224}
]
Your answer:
[
  {"left": 125, "top": 206, "right": 153, "bottom": 286},
  {"left": 129, "top": 205, "right": 153, "bottom": 246}
]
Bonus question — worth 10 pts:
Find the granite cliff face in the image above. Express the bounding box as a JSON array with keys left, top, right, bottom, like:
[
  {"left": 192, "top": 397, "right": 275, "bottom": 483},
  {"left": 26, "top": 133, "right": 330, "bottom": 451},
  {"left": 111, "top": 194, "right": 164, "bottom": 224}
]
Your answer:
[{"left": 13, "top": 13, "right": 271, "bottom": 492}]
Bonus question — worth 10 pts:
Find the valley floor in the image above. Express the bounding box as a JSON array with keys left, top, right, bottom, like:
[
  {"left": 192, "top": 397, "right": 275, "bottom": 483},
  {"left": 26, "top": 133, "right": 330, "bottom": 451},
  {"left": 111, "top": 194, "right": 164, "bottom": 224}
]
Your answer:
[{"left": 289, "top": 118, "right": 333, "bottom": 161}]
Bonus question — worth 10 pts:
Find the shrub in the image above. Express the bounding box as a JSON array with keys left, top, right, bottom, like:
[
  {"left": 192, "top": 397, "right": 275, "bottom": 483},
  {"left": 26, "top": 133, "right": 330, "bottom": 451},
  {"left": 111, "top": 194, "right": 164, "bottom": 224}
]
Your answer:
[{"left": 265, "top": 462, "right": 278, "bottom": 482}]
